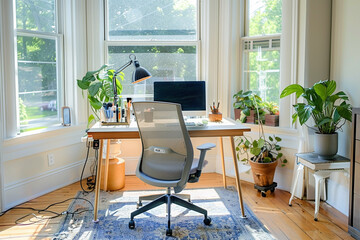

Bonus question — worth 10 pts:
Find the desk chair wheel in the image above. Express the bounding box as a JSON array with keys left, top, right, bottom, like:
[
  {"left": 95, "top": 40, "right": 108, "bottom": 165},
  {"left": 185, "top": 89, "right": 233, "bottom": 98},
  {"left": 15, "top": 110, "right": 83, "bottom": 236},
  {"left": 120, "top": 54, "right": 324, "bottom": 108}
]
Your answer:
[
  {"left": 166, "top": 228, "right": 172, "bottom": 236},
  {"left": 261, "top": 192, "right": 267, "bottom": 197},
  {"left": 129, "top": 220, "right": 135, "bottom": 229},
  {"left": 136, "top": 202, "right": 142, "bottom": 209},
  {"left": 204, "top": 217, "right": 212, "bottom": 225}
]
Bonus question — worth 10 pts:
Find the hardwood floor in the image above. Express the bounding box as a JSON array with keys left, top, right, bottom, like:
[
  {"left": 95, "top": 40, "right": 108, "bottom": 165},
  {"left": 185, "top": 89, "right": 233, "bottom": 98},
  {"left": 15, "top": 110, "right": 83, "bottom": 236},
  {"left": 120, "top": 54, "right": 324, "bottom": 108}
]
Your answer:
[{"left": 0, "top": 173, "right": 353, "bottom": 239}]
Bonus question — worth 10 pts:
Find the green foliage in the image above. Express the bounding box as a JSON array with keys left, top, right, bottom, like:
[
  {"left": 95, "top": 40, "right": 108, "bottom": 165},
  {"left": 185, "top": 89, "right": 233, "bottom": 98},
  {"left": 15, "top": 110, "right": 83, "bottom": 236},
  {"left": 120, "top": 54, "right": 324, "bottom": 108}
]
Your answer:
[
  {"left": 236, "top": 135, "right": 287, "bottom": 166},
  {"left": 77, "top": 65, "right": 124, "bottom": 127},
  {"left": 263, "top": 101, "right": 279, "bottom": 115},
  {"left": 19, "top": 98, "right": 28, "bottom": 121},
  {"left": 233, "top": 90, "right": 266, "bottom": 123},
  {"left": 249, "top": 0, "right": 282, "bottom": 36},
  {"left": 280, "top": 80, "right": 352, "bottom": 133}
]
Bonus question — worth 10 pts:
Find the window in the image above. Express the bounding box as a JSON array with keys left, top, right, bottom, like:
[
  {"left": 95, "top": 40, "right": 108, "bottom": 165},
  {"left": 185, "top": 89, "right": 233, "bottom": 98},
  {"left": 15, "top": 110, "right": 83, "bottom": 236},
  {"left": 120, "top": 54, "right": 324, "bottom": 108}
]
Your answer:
[
  {"left": 16, "top": 0, "right": 62, "bottom": 133},
  {"left": 106, "top": 0, "right": 199, "bottom": 100},
  {"left": 242, "top": 0, "right": 282, "bottom": 105}
]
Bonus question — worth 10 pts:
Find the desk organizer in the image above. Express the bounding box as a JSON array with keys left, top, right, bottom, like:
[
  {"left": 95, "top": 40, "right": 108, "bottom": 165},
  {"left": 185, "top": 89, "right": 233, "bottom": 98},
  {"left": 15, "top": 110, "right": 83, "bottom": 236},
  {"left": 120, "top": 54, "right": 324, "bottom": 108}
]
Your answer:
[{"left": 209, "top": 113, "right": 222, "bottom": 122}]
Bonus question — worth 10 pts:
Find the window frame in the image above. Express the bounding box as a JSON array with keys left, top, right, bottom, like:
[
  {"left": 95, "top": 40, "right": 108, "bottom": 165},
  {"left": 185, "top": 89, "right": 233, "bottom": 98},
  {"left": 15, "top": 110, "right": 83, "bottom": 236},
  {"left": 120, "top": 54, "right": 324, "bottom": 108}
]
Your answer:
[
  {"left": 104, "top": 0, "right": 201, "bottom": 99},
  {"left": 241, "top": 0, "right": 284, "bottom": 125},
  {"left": 15, "top": 0, "right": 64, "bottom": 134}
]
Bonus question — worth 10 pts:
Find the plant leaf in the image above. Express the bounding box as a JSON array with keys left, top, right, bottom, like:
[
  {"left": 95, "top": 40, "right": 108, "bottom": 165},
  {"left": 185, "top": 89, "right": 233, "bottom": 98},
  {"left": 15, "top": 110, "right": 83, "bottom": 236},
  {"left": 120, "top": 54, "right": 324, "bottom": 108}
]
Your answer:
[
  {"left": 275, "top": 136, "right": 282, "bottom": 142},
  {"left": 276, "top": 153, "right": 283, "bottom": 159},
  {"left": 258, "top": 138, "right": 265, "bottom": 148},
  {"left": 88, "top": 81, "right": 103, "bottom": 96},
  {"left": 263, "top": 157, "right": 272, "bottom": 163},
  {"left": 88, "top": 96, "right": 102, "bottom": 110},
  {"left": 251, "top": 147, "right": 261, "bottom": 156},
  {"left": 317, "top": 117, "right": 333, "bottom": 126},
  {"left": 87, "top": 114, "right": 96, "bottom": 128},
  {"left": 77, "top": 79, "right": 90, "bottom": 90},
  {"left": 314, "top": 83, "right": 327, "bottom": 102},
  {"left": 336, "top": 105, "right": 352, "bottom": 122},
  {"left": 280, "top": 84, "right": 305, "bottom": 98},
  {"left": 269, "top": 136, "right": 273, "bottom": 141},
  {"left": 85, "top": 64, "right": 107, "bottom": 77}
]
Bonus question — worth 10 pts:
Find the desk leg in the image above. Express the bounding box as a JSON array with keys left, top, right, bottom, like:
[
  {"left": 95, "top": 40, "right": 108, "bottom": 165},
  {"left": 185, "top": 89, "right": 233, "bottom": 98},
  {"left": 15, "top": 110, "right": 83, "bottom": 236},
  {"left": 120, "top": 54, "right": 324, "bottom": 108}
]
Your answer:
[
  {"left": 93, "top": 139, "right": 104, "bottom": 222},
  {"left": 230, "top": 136, "right": 246, "bottom": 218},
  {"left": 219, "top": 137, "right": 227, "bottom": 189},
  {"left": 103, "top": 140, "right": 111, "bottom": 191}
]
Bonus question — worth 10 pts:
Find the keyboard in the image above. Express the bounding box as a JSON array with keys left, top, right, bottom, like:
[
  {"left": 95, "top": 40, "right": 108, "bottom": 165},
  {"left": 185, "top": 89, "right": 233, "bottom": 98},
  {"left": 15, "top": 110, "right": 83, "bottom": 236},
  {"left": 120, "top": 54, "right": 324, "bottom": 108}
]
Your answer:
[{"left": 185, "top": 121, "right": 196, "bottom": 126}]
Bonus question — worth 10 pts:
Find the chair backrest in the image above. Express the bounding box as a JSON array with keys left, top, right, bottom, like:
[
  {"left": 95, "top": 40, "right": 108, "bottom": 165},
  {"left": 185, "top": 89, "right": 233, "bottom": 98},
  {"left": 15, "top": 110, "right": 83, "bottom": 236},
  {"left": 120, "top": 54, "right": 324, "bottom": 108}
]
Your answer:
[{"left": 132, "top": 102, "right": 194, "bottom": 185}]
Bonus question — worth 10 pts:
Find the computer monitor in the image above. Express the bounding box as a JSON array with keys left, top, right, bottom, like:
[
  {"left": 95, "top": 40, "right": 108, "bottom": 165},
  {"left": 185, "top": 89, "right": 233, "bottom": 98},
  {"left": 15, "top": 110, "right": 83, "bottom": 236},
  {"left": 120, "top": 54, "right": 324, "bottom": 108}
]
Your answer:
[{"left": 153, "top": 81, "right": 206, "bottom": 117}]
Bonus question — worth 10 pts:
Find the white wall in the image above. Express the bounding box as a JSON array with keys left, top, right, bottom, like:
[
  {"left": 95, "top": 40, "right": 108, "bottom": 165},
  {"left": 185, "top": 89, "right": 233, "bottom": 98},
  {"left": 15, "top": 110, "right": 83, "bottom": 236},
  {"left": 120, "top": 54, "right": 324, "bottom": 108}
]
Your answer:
[{"left": 329, "top": 0, "right": 360, "bottom": 216}]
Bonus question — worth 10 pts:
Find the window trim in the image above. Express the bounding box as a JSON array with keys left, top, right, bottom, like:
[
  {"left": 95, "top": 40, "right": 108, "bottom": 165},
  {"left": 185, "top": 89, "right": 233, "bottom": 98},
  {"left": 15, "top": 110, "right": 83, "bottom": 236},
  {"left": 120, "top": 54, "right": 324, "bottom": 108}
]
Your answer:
[{"left": 15, "top": 0, "right": 64, "bottom": 134}]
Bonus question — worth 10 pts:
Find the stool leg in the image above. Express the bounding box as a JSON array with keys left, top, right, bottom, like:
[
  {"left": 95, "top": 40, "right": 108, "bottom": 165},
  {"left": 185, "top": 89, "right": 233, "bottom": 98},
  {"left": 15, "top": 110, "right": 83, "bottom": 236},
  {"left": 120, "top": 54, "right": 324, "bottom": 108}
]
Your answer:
[
  {"left": 314, "top": 174, "right": 322, "bottom": 221},
  {"left": 289, "top": 164, "right": 304, "bottom": 206}
]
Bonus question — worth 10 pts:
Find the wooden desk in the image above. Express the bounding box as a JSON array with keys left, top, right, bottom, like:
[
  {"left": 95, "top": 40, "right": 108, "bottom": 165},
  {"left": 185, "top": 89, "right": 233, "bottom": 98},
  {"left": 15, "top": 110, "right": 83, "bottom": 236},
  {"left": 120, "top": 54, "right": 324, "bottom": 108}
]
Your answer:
[{"left": 88, "top": 118, "right": 250, "bottom": 222}]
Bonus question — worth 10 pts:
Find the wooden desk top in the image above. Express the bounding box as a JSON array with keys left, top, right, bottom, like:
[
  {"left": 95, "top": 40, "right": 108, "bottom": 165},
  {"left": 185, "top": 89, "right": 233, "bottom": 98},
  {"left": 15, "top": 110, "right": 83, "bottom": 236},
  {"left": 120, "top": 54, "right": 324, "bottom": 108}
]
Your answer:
[{"left": 87, "top": 117, "right": 250, "bottom": 139}]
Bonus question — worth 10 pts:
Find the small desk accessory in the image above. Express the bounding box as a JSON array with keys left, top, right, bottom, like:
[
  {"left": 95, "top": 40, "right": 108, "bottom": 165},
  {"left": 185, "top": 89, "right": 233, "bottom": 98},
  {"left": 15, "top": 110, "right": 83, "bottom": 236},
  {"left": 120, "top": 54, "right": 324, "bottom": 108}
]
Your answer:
[
  {"left": 209, "top": 101, "right": 222, "bottom": 122},
  {"left": 61, "top": 106, "right": 71, "bottom": 126}
]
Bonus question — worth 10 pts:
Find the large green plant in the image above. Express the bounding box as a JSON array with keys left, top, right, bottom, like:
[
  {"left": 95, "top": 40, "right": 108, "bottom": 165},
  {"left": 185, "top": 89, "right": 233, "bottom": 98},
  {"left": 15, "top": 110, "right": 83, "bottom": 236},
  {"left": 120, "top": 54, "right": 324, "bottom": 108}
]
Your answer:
[
  {"left": 280, "top": 80, "right": 352, "bottom": 134},
  {"left": 77, "top": 65, "right": 123, "bottom": 127}
]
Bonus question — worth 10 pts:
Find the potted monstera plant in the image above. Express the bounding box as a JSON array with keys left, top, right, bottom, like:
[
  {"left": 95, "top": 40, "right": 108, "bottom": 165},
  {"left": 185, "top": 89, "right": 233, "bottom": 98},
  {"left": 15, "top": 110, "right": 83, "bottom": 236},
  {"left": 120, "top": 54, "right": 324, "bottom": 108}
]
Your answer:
[
  {"left": 280, "top": 80, "right": 352, "bottom": 159},
  {"left": 77, "top": 65, "right": 123, "bottom": 127}
]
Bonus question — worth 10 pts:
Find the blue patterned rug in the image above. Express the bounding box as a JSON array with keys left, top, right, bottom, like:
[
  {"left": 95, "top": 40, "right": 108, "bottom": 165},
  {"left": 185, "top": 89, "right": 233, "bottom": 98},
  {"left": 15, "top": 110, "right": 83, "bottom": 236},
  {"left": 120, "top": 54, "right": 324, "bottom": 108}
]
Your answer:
[{"left": 54, "top": 187, "right": 274, "bottom": 239}]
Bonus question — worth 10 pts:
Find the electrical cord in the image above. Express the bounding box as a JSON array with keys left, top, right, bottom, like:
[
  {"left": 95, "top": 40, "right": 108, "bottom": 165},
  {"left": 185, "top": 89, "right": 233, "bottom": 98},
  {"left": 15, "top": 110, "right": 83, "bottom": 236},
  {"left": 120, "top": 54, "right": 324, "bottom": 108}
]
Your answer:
[
  {"left": 0, "top": 197, "right": 94, "bottom": 225},
  {"left": 79, "top": 140, "right": 98, "bottom": 193}
]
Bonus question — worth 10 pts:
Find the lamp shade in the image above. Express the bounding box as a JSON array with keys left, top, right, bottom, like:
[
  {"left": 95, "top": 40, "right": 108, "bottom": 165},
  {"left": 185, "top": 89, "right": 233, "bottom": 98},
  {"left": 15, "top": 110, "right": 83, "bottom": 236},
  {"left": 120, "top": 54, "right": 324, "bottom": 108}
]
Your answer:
[{"left": 132, "top": 60, "right": 152, "bottom": 84}]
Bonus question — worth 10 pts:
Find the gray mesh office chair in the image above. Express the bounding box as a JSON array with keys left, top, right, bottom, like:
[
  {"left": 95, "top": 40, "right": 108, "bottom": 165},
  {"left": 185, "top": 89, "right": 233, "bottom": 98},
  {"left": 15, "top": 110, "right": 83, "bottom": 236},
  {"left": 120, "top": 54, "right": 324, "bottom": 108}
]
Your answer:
[{"left": 129, "top": 101, "right": 215, "bottom": 236}]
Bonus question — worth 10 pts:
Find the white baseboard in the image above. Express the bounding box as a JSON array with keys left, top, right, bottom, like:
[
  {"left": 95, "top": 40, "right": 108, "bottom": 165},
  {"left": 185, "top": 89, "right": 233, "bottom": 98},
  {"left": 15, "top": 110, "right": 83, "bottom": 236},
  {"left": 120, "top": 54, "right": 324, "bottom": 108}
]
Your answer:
[{"left": 3, "top": 158, "right": 93, "bottom": 210}]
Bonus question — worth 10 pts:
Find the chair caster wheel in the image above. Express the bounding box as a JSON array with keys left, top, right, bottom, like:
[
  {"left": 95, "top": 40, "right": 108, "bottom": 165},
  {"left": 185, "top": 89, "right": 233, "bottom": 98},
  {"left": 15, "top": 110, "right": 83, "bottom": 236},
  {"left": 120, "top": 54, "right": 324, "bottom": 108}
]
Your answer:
[
  {"left": 271, "top": 188, "right": 275, "bottom": 193},
  {"left": 166, "top": 228, "right": 172, "bottom": 236},
  {"left": 314, "top": 218, "right": 318, "bottom": 221},
  {"left": 289, "top": 204, "right": 292, "bottom": 207},
  {"left": 204, "top": 217, "right": 211, "bottom": 225},
  {"left": 261, "top": 192, "right": 266, "bottom": 197},
  {"left": 129, "top": 220, "right": 135, "bottom": 229},
  {"left": 136, "top": 202, "right": 142, "bottom": 209}
]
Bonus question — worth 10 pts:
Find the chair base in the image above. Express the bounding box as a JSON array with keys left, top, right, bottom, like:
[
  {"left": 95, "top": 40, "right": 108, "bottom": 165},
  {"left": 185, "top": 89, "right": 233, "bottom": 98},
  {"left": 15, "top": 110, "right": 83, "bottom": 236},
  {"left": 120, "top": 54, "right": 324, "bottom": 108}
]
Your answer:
[
  {"left": 129, "top": 188, "right": 211, "bottom": 236},
  {"left": 137, "top": 193, "right": 191, "bottom": 209}
]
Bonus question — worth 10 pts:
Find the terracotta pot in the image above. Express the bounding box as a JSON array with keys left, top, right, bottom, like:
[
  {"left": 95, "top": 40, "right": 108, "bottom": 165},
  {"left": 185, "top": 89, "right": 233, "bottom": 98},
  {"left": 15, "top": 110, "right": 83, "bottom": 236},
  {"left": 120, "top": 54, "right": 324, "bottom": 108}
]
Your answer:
[
  {"left": 249, "top": 160, "right": 278, "bottom": 186},
  {"left": 234, "top": 108, "right": 242, "bottom": 120},
  {"left": 265, "top": 114, "right": 279, "bottom": 126},
  {"left": 246, "top": 110, "right": 256, "bottom": 124}
]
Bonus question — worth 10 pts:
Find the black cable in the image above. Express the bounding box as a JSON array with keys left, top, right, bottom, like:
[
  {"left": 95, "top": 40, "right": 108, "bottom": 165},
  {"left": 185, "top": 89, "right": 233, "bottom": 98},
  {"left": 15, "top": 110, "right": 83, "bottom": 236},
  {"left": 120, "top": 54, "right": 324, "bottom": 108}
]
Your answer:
[
  {"left": 0, "top": 197, "right": 94, "bottom": 226},
  {"left": 80, "top": 142, "right": 94, "bottom": 193}
]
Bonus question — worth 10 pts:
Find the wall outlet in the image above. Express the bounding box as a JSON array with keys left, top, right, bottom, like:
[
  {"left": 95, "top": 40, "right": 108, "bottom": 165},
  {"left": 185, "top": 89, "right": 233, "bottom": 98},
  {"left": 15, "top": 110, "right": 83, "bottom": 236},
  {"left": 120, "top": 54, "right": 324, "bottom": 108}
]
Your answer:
[{"left": 48, "top": 154, "right": 55, "bottom": 166}]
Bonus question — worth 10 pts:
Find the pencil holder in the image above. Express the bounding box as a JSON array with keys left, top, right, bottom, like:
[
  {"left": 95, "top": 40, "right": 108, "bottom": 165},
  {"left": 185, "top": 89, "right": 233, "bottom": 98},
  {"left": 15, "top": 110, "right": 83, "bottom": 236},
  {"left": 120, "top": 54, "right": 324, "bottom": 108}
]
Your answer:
[{"left": 209, "top": 112, "right": 222, "bottom": 122}]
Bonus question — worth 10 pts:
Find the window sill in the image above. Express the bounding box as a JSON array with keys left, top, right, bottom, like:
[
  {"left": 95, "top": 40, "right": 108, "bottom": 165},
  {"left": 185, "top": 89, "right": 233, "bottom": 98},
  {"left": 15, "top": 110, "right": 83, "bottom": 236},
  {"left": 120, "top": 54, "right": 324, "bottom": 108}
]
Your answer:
[{"left": 3, "top": 124, "right": 87, "bottom": 162}]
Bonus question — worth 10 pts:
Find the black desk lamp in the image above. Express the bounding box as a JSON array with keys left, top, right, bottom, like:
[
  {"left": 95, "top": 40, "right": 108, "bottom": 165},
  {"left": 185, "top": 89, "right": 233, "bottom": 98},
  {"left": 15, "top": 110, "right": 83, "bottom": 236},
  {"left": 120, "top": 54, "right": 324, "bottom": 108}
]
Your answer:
[{"left": 112, "top": 54, "right": 151, "bottom": 122}]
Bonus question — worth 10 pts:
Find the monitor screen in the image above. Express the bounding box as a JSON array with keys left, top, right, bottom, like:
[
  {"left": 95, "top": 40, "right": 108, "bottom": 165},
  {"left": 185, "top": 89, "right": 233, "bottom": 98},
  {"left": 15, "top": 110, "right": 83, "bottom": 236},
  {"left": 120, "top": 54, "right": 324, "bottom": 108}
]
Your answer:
[{"left": 153, "top": 81, "right": 206, "bottom": 111}]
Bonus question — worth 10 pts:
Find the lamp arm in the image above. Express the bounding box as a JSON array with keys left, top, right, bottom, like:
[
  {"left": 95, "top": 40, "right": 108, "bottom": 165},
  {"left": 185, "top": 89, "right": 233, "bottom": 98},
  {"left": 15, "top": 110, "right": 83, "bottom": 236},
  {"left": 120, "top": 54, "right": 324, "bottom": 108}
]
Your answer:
[{"left": 112, "top": 59, "right": 133, "bottom": 122}]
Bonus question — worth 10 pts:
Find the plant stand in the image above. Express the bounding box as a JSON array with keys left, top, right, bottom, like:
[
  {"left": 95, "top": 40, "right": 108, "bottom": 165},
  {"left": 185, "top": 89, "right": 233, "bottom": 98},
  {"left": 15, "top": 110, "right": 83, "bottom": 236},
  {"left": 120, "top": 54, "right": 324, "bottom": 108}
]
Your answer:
[{"left": 254, "top": 182, "right": 277, "bottom": 197}]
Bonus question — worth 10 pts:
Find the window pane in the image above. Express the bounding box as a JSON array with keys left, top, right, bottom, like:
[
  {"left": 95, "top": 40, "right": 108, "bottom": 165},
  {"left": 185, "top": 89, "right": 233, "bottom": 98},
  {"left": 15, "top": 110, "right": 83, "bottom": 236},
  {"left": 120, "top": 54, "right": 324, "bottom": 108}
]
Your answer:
[
  {"left": 244, "top": 49, "right": 280, "bottom": 105},
  {"left": 17, "top": 36, "right": 59, "bottom": 132},
  {"left": 248, "top": 0, "right": 282, "bottom": 36},
  {"left": 107, "top": 0, "right": 197, "bottom": 41},
  {"left": 16, "top": 0, "right": 56, "bottom": 33},
  {"left": 108, "top": 46, "right": 197, "bottom": 98}
]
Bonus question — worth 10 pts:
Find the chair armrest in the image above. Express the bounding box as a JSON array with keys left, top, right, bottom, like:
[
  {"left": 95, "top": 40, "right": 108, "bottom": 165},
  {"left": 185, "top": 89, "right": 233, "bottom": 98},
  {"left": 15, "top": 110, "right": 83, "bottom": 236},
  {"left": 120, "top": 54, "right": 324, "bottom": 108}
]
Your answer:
[{"left": 196, "top": 143, "right": 216, "bottom": 151}]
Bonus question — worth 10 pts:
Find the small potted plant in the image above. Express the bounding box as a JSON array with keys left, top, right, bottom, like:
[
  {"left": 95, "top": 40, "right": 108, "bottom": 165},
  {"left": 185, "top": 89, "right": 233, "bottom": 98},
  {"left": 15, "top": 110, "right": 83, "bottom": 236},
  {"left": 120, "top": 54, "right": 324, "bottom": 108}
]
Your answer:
[
  {"left": 280, "top": 80, "right": 352, "bottom": 159},
  {"left": 237, "top": 135, "right": 287, "bottom": 188},
  {"left": 264, "top": 101, "right": 279, "bottom": 126},
  {"left": 77, "top": 65, "right": 124, "bottom": 127},
  {"left": 233, "top": 90, "right": 264, "bottom": 123}
]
